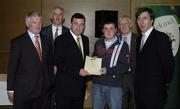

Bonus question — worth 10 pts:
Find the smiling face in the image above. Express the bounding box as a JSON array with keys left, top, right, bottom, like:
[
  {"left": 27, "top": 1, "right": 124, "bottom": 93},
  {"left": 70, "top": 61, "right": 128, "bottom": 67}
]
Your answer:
[
  {"left": 119, "top": 18, "right": 131, "bottom": 35},
  {"left": 27, "top": 16, "right": 42, "bottom": 34},
  {"left": 137, "top": 11, "right": 153, "bottom": 33},
  {"left": 71, "top": 18, "right": 85, "bottom": 36}
]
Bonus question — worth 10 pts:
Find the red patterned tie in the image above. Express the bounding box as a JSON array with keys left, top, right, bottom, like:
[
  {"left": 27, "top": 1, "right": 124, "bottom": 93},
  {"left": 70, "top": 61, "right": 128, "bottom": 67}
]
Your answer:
[{"left": 34, "top": 35, "right": 42, "bottom": 62}]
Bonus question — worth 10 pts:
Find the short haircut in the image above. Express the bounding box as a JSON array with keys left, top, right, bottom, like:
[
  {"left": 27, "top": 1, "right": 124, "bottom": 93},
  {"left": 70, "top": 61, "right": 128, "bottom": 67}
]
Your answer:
[
  {"left": 135, "top": 7, "right": 155, "bottom": 21},
  {"left": 50, "top": 6, "right": 64, "bottom": 17},
  {"left": 71, "top": 13, "right": 86, "bottom": 23},
  {"left": 102, "top": 20, "right": 117, "bottom": 29},
  {"left": 25, "top": 11, "right": 41, "bottom": 26},
  {"left": 118, "top": 15, "right": 133, "bottom": 28}
]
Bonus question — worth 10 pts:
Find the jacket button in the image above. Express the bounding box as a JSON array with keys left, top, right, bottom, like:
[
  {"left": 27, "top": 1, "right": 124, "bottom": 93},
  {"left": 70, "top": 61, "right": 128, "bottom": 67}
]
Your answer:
[{"left": 113, "top": 75, "right": 116, "bottom": 78}]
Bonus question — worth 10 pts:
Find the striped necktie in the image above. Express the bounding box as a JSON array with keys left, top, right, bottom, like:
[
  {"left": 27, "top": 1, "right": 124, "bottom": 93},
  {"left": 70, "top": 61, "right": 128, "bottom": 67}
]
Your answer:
[
  {"left": 54, "top": 28, "right": 59, "bottom": 40},
  {"left": 34, "top": 35, "right": 42, "bottom": 62},
  {"left": 76, "top": 36, "right": 82, "bottom": 54}
]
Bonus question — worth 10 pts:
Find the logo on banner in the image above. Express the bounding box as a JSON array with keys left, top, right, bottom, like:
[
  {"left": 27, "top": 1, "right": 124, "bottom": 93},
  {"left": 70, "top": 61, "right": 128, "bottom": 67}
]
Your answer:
[{"left": 154, "top": 15, "right": 180, "bottom": 56}]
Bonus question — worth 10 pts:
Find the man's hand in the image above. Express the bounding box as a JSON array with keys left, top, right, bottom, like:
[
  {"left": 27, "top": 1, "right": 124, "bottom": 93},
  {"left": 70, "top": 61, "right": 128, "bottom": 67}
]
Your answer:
[
  {"left": 7, "top": 91, "right": 14, "bottom": 103},
  {"left": 54, "top": 65, "right": 57, "bottom": 75},
  {"left": 100, "top": 67, "right": 107, "bottom": 75},
  {"left": 79, "top": 69, "right": 90, "bottom": 76}
]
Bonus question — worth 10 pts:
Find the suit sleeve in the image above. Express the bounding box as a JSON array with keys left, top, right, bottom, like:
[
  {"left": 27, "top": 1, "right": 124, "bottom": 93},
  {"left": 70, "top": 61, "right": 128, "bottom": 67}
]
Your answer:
[
  {"left": 157, "top": 33, "right": 175, "bottom": 84},
  {"left": 7, "top": 39, "right": 21, "bottom": 91}
]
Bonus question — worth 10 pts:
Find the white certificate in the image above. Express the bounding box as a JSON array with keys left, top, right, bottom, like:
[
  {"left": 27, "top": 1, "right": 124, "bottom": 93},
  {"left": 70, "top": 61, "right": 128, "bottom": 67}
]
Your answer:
[{"left": 84, "top": 56, "right": 102, "bottom": 75}]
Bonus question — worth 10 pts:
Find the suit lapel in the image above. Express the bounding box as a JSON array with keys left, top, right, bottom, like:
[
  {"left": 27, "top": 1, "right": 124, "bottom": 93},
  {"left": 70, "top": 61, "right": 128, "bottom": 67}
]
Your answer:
[
  {"left": 40, "top": 35, "right": 46, "bottom": 62},
  {"left": 49, "top": 25, "right": 53, "bottom": 43},
  {"left": 81, "top": 35, "right": 87, "bottom": 59},
  {"left": 25, "top": 32, "right": 42, "bottom": 63},
  {"left": 68, "top": 32, "right": 84, "bottom": 60},
  {"left": 140, "top": 29, "right": 156, "bottom": 54},
  {"left": 130, "top": 33, "right": 136, "bottom": 55}
]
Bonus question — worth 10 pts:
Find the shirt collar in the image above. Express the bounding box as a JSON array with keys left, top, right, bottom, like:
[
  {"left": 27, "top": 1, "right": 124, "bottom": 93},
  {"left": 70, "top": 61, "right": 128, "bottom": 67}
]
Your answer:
[
  {"left": 27, "top": 30, "right": 40, "bottom": 39},
  {"left": 52, "top": 24, "right": 62, "bottom": 31},
  {"left": 70, "top": 30, "right": 82, "bottom": 41},
  {"left": 143, "top": 26, "right": 153, "bottom": 37}
]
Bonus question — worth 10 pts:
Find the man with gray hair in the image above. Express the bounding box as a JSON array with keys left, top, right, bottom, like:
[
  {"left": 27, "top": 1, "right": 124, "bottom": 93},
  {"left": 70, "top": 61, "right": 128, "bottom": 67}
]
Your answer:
[
  {"left": 118, "top": 15, "right": 137, "bottom": 109},
  {"left": 41, "top": 6, "right": 69, "bottom": 45},
  {"left": 7, "top": 11, "right": 53, "bottom": 109}
]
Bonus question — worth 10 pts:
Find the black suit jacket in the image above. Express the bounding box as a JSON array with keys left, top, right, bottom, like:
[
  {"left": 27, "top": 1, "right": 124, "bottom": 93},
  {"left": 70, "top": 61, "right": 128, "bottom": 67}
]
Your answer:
[
  {"left": 54, "top": 31, "right": 89, "bottom": 97},
  {"left": 135, "top": 29, "right": 174, "bottom": 107},
  {"left": 41, "top": 25, "right": 69, "bottom": 45},
  {"left": 129, "top": 33, "right": 137, "bottom": 75},
  {"left": 7, "top": 32, "right": 53, "bottom": 98}
]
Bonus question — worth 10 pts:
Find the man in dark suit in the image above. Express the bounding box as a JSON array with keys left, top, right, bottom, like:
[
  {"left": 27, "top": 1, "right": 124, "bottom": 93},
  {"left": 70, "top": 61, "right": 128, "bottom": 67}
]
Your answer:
[
  {"left": 7, "top": 11, "right": 53, "bottom": 109},
  {"left": 41, "top": 7, "right": 69, "bottom": 109},
  {"left": 118, "top": 15, "right": 137, "bottom": 109},
  {"left": 54, "top": 13, "right": 89, "bottom": 109},
  {"left": 135, "top": 7, "right": 175, "bottom": 109},
  {"left": 41, "top": 6, "right": 69, "bottom": 45}
]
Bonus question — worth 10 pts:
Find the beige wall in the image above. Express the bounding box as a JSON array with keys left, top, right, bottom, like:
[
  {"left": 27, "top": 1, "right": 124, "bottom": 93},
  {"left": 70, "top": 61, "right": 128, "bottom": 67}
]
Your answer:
[
  {"left": 42, "top": 0, "right": 130, "bottom": 53},
  {"left": 0, "top": 0, "right": 42, "bottom": 74}
]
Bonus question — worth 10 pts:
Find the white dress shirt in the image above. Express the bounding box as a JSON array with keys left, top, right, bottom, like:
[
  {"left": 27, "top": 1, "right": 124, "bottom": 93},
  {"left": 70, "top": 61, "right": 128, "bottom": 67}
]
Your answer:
[
  {"left": 141, "top": 26, "right": 154, "bottom": 46},
  {"left": 28, "top": 30, "right": 42, "bottom": 51},
  {"left": 52, "top": 25, "right": 62, "bottom": 40}
]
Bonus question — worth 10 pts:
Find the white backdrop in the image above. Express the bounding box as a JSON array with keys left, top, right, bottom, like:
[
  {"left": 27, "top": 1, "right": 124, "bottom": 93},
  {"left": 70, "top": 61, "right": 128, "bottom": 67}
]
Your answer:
[{"left": 0, "top": 74, "right": 12, "bottom": 105}]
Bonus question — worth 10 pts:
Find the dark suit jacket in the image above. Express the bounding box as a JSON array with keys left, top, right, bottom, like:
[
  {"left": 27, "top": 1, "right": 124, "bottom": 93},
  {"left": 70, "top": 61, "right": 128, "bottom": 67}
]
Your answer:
[
  {"left": 41, "top": 25, "right": 69, "bottom": 45},
  {"left": 135, "top": 29, "right": 174, "bottom": 107},
  {"left": 7, "top": 32, "right": 53, "bottom": 98},
  {"left": 129, "top": 33, "right": 137, "bottom": 75},
  {"left": 54, "top": 31, "right": 89, "bottom": 97}
]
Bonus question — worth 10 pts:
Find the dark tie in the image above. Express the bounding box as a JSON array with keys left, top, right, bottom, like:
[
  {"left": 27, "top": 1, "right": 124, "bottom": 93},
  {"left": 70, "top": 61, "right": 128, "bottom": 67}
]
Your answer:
[
  {"left": 54, "top": 28, "right": 59, "bottom": 40},
  {"left": 34, "top": 35, "right": 42, "bottom": 62},
  {"left": 123, "top": 36, "right": 127, "bottom": 43}
]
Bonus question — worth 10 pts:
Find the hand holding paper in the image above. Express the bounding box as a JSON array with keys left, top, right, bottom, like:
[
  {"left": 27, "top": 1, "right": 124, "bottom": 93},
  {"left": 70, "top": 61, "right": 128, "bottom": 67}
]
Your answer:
[{"left": 84, "top": 56, "right": 102, "bottom": 75}]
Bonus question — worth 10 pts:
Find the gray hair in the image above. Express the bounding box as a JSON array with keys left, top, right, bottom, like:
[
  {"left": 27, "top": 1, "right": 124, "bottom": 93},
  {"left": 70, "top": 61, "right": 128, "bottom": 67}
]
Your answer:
[
  {"left": 50, "top": 6, "right": 64, "bottom": 18},
  {"left": 25, "top": 11, "right": 41, "bottom": 26},
  {"left": 118, "top": 15, "right": 133, "bottom": 28}
]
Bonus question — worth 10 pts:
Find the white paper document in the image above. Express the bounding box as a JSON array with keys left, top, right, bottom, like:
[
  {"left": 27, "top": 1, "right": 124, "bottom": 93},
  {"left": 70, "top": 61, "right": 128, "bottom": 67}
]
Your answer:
[{"left": 84, "top": 56, "right": 102, "bottom": 75}]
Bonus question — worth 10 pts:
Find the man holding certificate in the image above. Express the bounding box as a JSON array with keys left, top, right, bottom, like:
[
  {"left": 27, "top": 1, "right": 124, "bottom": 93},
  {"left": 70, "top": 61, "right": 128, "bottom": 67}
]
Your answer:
[
  {"left": 92, "top": 21, "right": 129, "bottom": 109},
  {"left": 54, "top": 13, "right": 89, "bottom": 109}
]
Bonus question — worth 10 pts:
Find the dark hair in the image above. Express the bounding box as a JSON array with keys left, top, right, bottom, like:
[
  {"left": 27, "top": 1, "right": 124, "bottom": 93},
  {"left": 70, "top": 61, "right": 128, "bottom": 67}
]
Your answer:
[
  {"left": 135, "top": 7, "right": 155, "bottom": 22},
  {"left": 102, "top": 20, "right": 117, "bottom": 29},
  {"left": 71, "top": 13, "right": 86, "bottom": 22}
]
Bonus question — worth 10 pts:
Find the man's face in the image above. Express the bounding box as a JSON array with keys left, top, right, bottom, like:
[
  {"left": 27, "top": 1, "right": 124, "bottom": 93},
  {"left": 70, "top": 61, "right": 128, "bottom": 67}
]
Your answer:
[
  {"left": 51, "top": 8, "right": 64, "bottom": 26},
  {"left": 119, "top": 18, "right": 131, "bottom": 35},
  {"left": 137, "top": 12, "right": 153, "bottom": 33},
  {"left": 27, "top": 16, "right": 42, "bottom": 34},
  {"left": 102, "top": 23, "right": 117, "bottom": 40},
  {"left": 71, "top": 18, "right": 85, "bottom": 36}
]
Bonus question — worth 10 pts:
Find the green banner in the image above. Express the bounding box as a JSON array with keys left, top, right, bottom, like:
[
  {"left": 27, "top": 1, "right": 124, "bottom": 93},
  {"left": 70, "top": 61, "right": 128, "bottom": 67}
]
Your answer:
[{"left": 141, "top": 5, "right": 180, "bottom": 108}]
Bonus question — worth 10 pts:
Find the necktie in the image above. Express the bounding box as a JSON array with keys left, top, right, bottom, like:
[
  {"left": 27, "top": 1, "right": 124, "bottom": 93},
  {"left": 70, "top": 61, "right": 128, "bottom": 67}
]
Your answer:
[
  {"left": 123, "top": 36, "right": 130, "bottom": 52},
  {"left": 34, "top": 35, "right": 42, "bottom": 62},
  {"left": 54, "top": 28, "right": 59, "bottom": 40},
  {"left": 123, "top": 36, "right": 127, "bottom": 42},
  {"left": 140, "top": 34, "right": 145, "bottom": 51},
  {"left": 76, "top": 36, "right": 82, "bottom": 54}
]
